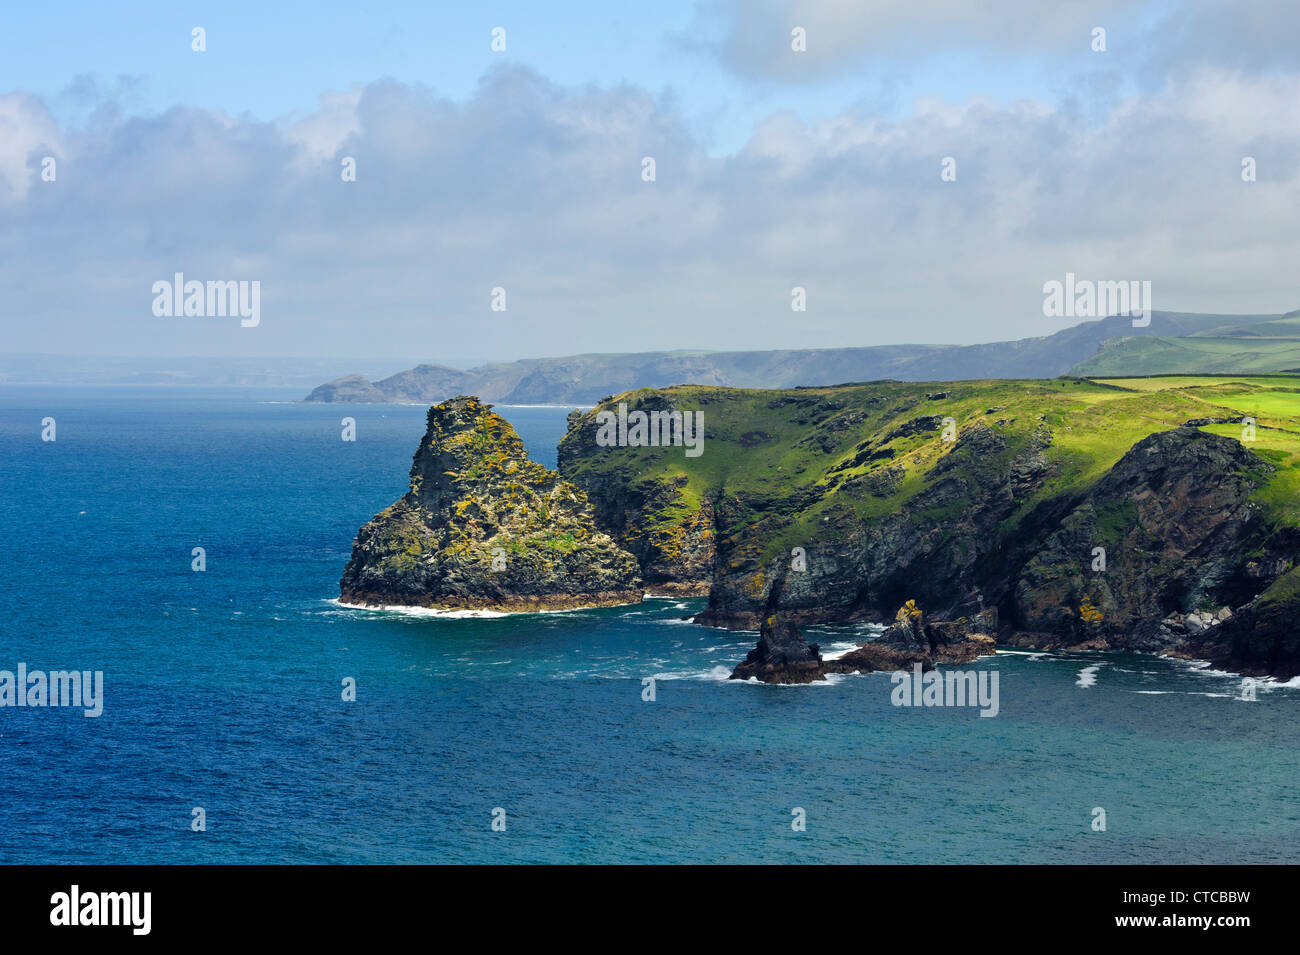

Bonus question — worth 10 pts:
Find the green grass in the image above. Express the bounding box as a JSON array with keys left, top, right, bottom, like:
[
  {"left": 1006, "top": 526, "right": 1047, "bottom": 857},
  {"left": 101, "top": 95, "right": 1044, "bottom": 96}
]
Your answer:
[
  {"left": 1258, "top": 566, "right": 1300, "bottom": 608},
  {"left": 562, "top": 375, "right": 1300, "bottom": 564},
  {"left": 1071, "top": 318, "right": 1300, "bottom": 376}
]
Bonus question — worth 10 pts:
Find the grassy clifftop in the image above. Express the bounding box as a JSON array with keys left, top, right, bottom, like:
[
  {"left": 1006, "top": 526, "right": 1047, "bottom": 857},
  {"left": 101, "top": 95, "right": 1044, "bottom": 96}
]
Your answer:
[
  {"left": 562, "top": 376, "right": 1300, "bottom": 562},
  {"left": 559, "top": 376, "right": 1300, "bottom": 674}
]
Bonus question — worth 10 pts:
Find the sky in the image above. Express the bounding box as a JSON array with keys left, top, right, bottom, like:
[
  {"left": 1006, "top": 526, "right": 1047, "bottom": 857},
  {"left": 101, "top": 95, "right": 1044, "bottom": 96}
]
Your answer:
[{"left": 1, "top": 0, "right": 1299, "bottom": 364}]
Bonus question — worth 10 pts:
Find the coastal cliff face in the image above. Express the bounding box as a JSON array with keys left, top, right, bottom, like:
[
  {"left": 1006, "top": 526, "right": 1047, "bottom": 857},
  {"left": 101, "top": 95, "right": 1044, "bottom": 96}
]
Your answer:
[
  {"left": 558, "top": 394, "right": 715, "bottom": 595},
  {"left": 698, "top": 418, "right": 1056, "bottom": 629},
  {"left": 340, "top": 396, "right": 642, "bottom": 612},
  {"left": 558, "top": 378, "right": 1300, "bottom": 680},
  {"left": 1187, "top": 568, "right": 1300, "bottom": 679},
  {"left": 1012, "top": 428, "right": 1273, "bottom": 651}
]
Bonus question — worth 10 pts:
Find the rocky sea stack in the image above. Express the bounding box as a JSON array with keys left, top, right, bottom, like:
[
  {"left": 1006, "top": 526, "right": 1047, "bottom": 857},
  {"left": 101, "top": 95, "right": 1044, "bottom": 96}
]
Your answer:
[
  {"left": 730, "top": 601, "right": 998, "bottom": 685},
  {"left": 729, "top": 615, "right": 826, "bottom": 684},
  {"left": 340, "top": 396, "right": 642, "bottom": 612},
  {"left": 824, "top": 601, "right": 998, "bottom": 675}
]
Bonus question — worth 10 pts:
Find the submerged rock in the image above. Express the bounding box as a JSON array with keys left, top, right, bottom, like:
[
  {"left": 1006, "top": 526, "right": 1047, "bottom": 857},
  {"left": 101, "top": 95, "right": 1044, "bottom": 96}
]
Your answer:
[
  {"left": 730, "top": 615, "right": 826, "bottom": 684},
  {"left": 339, "top": 396, "right": 642, "bottom": 612}
]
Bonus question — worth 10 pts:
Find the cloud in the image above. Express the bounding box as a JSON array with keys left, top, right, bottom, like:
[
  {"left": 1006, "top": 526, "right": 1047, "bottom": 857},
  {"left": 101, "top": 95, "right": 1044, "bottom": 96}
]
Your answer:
[
  {"left": 0, "top": 93, "right": 62, "bottom": 203},
  {"left": 693, "top": 0, "right": 1300, "bottom": 85},
  {"left": 1142, "top": 1, "right": 1300, "bottom": 78},
  {"left": 696, "top": 0, "right": 1143, "bottom": 80},
  {"left": 0, "top": 64, "right": 1297, "bottom": 361}
]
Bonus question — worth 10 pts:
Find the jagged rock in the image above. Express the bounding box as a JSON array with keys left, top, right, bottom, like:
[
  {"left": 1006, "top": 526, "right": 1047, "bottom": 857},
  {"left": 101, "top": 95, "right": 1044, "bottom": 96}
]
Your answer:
[
  {"left": 339, "top": 396, "right": 642, "bottom": 612},
  {"left": 558, "top": 393, "right": 714, "bottom": 594},
  {"left": 1187, "top": 569, "right": 1300, "bottom": 679},
  {"left": 557, "top": 381, "right": 1300, "bottom": 679},
  {"left": 1014, "top": 428, "right": 1272, "bottom": 651},
  {"left": 730, "top": 615, "right": 826, "bottom": 684},
  {"left": 825, "top": 602, "right": 996, "bottom": 674}
]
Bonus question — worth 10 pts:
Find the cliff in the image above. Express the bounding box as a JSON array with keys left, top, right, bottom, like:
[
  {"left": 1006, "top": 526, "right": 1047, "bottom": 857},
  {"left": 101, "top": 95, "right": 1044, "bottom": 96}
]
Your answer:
[
  {"left": 1186, "top": 567, "right": 1300, "bottom": 679},
  {"left": 557, "top": 376, "right": 1300, "bottom": 679},
  {"left": 340, "top": 396, "right": 642, "bottom": 612}
]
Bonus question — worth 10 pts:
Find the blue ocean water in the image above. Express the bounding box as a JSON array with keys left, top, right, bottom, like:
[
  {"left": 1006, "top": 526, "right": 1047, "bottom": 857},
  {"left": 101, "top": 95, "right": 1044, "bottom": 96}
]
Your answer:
[{"left": 1, "top": 385, "right": 1297, "bottom": 864}]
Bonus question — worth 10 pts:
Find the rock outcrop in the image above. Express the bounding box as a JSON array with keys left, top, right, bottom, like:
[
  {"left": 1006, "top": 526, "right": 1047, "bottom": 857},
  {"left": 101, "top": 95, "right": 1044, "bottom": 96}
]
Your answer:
[
  {"left": 558, "top": 394, "right": 715, "bottom": 595},
  {"left": 729, "top": 615, "right": 826, "bottom": 684},
  {"left": 340, "top": 396, "right": 642, "bottom": 612},
  {"left": 1013, "top": 428, "right": 1272, "bottom": 652},
  {"left": 825, "top": 602, "right": 997, "bottom": 674},
  {"left": 556, "top": 380, "right": 1300, "bottom": 679},
  {"left": 1186, "top": 568, "right": 1300, "bottom": 679}
]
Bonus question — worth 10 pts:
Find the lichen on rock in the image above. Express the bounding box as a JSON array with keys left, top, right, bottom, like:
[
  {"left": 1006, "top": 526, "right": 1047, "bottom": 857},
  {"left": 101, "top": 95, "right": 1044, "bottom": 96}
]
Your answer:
[
  {"left": 340, "top": 396, "right": 642, "bottom": 612},
  {"left": 824, "top": 601, "right": 997, "bottom": 675}
]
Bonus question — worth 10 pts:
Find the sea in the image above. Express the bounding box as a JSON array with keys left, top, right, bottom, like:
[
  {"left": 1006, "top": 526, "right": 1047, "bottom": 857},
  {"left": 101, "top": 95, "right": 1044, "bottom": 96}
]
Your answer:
[{"left": 1, "top": 385, "right": 1297, "bottom": 864}]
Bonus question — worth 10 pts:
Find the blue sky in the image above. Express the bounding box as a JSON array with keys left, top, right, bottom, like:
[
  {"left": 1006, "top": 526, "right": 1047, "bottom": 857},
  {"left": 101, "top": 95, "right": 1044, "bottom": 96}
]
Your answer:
[
  {"left": 0, "top": 0, "right": 1173, "bottom": 151},
  {"left": 1, "top": 1, "right": 1298, "bottom": 362}
]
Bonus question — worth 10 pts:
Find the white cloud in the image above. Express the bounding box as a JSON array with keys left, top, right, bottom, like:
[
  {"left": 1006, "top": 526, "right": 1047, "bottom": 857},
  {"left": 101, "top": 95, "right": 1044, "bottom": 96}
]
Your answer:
[
  {"left": 0, "top": 93, "right": 63, "bottom": 203},
  {"left": 284, "top": 89, "right": 364, "bottom": 164},
  {"left": 0, "top": 65, "right": 1297, "bottom": 361}
]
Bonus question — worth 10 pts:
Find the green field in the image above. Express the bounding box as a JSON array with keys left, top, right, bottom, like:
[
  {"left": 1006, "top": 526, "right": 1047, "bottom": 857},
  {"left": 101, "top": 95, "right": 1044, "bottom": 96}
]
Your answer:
[{"left": 1070, "top": 313, "right": 1300, "bottom": 377}]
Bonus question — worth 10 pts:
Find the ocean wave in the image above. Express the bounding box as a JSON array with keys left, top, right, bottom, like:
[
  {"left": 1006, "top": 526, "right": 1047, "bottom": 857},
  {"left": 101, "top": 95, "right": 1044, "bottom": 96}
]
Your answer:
[
  {"left": 697, "top": 666, "right": 733, "bottom": 681},
  {"left": 326, "top": 597, "right": 645, "bottom": 619},
  {"left": 820, "top": 640, "right": 866, "bottom": 661},
  {"left": 326, "top": 597, "right": 508, "bottom": 619}
]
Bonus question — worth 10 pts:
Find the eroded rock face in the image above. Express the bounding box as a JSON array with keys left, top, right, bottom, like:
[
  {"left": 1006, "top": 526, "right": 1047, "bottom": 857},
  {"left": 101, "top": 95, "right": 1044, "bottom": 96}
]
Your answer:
[
  {"left": 556, "top": 382, "right": 1299, "bottom": 678},
  {"left": 699, "top": 422, "right": 1055, "bottom": 629},
  {"left": 730, "top": 616, "right": 826, "bottom": 684},
  {"left": 1014, "top": 428, "right": 1272, "bottom": 651},
  {"left": 340, "top": 396, "right": 642, "bottom": 612},
  {"left": 558, "top": 396, "right": 715, "bottom": 595},
  {"left": 1186, "top": 569, "right": 1300, "bottom": 679}
]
